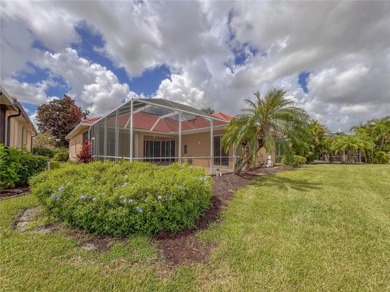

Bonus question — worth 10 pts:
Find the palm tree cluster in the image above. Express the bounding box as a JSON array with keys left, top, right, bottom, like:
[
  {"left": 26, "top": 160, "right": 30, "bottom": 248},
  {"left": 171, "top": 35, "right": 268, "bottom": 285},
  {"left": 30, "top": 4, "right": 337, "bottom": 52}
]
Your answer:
[
  {"left": 329, "top": 134, "right": 374, "bottom": 163},
  {"left": 349, "top": 116, "right": 390, "bottom": 163},
  {"left": 222, "top": 88, "right": 389, "bottom": 174}
]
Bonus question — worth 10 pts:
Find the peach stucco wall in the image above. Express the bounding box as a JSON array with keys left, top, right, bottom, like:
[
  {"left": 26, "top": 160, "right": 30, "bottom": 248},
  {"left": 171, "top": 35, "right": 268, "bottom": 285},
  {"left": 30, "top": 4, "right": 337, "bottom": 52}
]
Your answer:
[
  {"left": 5, "top": 111, "right": 34, "bottom": 151},
  {"left": 69, "top": 131, "right": 86, "bottom": 161},
  {"left": 70, "top": 127, "right": 274, "bottom": 169}
]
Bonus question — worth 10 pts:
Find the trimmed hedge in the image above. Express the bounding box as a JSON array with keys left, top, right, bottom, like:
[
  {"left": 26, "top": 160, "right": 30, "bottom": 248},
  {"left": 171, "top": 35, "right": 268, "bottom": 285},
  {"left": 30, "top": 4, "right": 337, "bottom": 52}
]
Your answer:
[
  {"left": 32, "top": 147, "right": 55, "bottom": 158},
  {"left": 282, "top": 155, "right": 306, "bottom": 168},
  {"left": 30, "top": 161, "right": 213, "bottom": 236},
  {"left": 0, "top": 145, "right": 48, "bottom": 189},
  {"left": 53, "top": 152, "right": 69, "bottom": 162}
]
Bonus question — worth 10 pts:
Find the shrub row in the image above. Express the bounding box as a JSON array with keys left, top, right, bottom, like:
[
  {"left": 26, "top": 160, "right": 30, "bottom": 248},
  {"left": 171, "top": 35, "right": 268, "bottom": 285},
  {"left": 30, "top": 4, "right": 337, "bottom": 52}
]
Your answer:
[
  {"left": 53, "top": 152, "right": 69, "bottom": 162},
  {"left": 282, "top": 155, "right": 306, "bottom": 167},
  {"left": 32, "top": 147, "right": 56, "bottom": 158},
  {"left": 32, "top": 147, "right": 69, "bottom": 161},
  {"left": 30, "top": 161, "right": 213, "bottom": 236},
  {"left": 0, "top": 145, "right": 48, "bottom": 189}
]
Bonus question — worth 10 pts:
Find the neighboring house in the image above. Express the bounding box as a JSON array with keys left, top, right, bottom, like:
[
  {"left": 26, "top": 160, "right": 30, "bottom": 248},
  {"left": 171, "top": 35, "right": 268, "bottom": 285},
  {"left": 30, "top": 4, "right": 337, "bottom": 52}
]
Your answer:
[
  {"left": 66, "top": 98, "right": 272, "bottom": 174},
  {"left": 0, "top": 85, "right": 37, "bottom": 151},
  {"left": 66, "top": 117, "right": 101, "bottom": 161}
]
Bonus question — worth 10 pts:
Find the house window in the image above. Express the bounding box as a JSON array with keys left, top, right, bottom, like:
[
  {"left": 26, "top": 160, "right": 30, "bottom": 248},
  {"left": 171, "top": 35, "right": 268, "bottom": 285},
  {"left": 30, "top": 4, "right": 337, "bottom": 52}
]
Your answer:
[
  {"left": 82, "top": 131, "right": 88, "bottom": 143},
  {"left": 184, "top": 144, "right": 188, "bottom": 155}
]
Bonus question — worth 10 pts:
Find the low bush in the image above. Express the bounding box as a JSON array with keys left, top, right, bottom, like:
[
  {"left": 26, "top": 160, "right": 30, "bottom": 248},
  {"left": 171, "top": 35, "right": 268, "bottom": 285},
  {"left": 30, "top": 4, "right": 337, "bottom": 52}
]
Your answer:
[
  {"left": 275, "top": 155, "right": 283, "bottom": 164},
  {"left": 282, "top": 155, "right": 307, "bottom": 168},
  {"left": 53, "top": 152, "right": 69, "bottom": 162},
  {"left": 32, "top": 147, "right": 55, "bottom": 158},
  {"left": 77, "top": 140, "right": 92, "bottom": 163},
  {"left": 30, "top": 161, "right": 213, "bottom": 236},
  {"left": 0, "top": 145, "right": 48, "bottom": 189},
  {"left": 0, "top": 145, "right": 18, "bottom": 189},
  {"left": 373, "top": 151, "right": 389, "bottom": 164}
]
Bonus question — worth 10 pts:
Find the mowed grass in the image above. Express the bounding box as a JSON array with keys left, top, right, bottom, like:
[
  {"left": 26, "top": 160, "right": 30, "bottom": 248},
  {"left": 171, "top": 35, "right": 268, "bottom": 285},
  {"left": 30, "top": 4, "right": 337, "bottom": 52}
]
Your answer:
[{"left": 0, "top": 164, "right": 389, "bottom": 291}]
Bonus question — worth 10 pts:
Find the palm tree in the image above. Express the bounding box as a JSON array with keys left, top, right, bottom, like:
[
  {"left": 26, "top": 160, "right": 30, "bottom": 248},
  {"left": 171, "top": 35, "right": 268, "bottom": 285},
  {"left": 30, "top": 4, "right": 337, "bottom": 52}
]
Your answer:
[
  {"left": 222, "top": 88, "right": 309, "bottom": 174},
  {"left": 201, "top": 107, "right": 215, "bottom": 114}
]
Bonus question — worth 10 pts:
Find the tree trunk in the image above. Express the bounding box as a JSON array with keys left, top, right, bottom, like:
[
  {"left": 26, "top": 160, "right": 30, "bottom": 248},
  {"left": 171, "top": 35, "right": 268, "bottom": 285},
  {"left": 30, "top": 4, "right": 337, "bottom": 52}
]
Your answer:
[
  {"left": 234, "top": 155, "right": 252, "bottom": 174},
  {"left": 234, "top": 145, "right": 262, "bottom": 175}
]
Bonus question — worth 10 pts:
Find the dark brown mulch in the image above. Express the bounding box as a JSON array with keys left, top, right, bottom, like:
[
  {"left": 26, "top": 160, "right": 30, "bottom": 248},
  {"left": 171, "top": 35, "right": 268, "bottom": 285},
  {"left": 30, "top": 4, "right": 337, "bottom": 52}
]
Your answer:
[{"left": 0, "top": 186, "right": 30, "bottom": 200}]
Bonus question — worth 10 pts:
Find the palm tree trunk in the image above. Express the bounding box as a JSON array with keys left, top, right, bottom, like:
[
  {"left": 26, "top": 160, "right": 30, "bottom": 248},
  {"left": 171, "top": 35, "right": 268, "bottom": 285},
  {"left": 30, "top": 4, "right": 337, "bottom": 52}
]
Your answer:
[
  {"left": 234, "top": 155, "right": 251, "bottom": 174},
  {"left": 234, "top": 145, "right": 261, "bottom": 174}
]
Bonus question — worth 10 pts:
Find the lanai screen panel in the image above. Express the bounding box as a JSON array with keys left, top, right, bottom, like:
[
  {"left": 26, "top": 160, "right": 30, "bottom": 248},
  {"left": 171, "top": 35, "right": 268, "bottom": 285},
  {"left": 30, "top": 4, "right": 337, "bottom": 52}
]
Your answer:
[
  {"left": 90, "top": 98, "right": 234, "bottom": 173},
  {"left": 118, "top": 103, "right": 131, "bottom": 159}
]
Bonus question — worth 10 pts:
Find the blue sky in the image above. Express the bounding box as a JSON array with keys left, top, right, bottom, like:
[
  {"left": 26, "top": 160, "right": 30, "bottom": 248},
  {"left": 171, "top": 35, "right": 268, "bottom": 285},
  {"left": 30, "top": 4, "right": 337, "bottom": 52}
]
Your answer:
[{"left": 1, "top": 1, "right": 389, "bottom": 131}]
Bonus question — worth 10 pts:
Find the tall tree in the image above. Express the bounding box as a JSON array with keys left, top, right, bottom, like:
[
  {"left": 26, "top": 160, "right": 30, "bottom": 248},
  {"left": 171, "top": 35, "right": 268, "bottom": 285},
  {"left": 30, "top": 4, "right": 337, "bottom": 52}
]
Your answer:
[
  {"left": 36, "top": 95, "right": 89, "bottom": 147},
  {"left": 222, "top": 88, "right": 309, "bottom": 174},
  {"left": 201, "top": 107, "right": 215, "bottom": 114},
  {"left": 32, "top": 132, "right": 57, "bottom": 148}
]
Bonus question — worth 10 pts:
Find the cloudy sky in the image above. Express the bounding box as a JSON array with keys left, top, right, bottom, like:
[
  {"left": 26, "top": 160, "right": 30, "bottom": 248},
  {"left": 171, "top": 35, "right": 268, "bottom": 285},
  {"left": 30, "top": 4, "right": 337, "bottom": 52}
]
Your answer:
[{"left": 1, "top": 0, "right": 389, "bottom": 132}]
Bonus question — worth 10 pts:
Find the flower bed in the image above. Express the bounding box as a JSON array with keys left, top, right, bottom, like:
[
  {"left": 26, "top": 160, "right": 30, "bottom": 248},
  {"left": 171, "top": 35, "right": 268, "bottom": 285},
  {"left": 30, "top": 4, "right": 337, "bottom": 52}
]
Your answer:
[{"left": 30, "top": 161, "right": 213, "bottom": 236}]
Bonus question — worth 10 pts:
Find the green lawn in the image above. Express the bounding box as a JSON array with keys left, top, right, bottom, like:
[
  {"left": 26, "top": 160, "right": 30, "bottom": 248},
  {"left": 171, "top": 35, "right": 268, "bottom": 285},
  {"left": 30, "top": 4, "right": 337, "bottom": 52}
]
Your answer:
[{"left": 1, "top": 165, "right": 389, "bottom": 291}]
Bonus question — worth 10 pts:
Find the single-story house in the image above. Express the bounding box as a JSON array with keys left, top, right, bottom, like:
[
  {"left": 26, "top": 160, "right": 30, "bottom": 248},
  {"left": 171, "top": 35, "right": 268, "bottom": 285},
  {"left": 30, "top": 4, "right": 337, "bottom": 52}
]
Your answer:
[
  {"left": 66, "top": 98, "right": 272, "bottom": 174},
  {"left": 0, "top": 85, "right": 37, "bottom": 151}
]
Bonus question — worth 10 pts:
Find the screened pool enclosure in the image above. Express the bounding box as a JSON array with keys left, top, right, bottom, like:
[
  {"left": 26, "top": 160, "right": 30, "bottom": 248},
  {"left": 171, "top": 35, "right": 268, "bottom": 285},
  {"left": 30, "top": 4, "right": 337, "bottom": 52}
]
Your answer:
[{"left": 89, "top": 99, "right": 237, "bottom": 174}]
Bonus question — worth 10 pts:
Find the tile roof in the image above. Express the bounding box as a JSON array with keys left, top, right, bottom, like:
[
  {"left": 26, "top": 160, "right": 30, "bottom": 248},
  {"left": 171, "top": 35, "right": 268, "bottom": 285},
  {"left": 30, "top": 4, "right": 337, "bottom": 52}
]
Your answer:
[
  {"left": 81, "top": 117, "right": 102, "bottom": 124},
  {"left": 212, "top": 112, "right": 234, "bottom": 121}
]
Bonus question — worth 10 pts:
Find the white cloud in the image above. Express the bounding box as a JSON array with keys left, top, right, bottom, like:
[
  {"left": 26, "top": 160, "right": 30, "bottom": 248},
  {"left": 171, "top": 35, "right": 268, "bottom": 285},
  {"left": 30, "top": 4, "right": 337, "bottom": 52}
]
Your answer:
[
  {"left": 35, "top": 48, "right": 135, "bottom": 116},
  {"left": 308, "top": 64, "right": 370, "bottom": 103},
  {"left": 0, "top": 15, "right": 40, "bottom": 79},
  {"left": 1, "top": 78, "right": 48, "bottom": 104},
  {"left": 1, "top": 1, "right": 79, "bottom": 51},
  {"left": 156, "top": 74, "right": 205, "bottom": 107},
  {"left": 2, "top": 47, "right": 137, "bottom": 117},
  {"left": 1, "top": 0, "right": 389, "bottom": 132}
]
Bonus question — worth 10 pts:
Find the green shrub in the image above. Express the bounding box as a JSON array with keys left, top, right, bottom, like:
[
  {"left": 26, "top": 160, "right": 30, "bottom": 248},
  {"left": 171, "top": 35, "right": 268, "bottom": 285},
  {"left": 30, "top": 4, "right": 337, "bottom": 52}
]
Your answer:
[
  {"left": 373, "top": 151, "right": 389, "bottom": 164},
  {"left": 0, "top": 145, "right": 18, "bottom": 189},
  {"left": 30, "top": 161, "right": 213, "bottom": 236},
  {"left": 275, "top": 155, "right": 283, "bottom": 164},
  {"left": 0, "top": 145, "right": 48, "bottom": 189},
  {"left": 53, "top": 152, "right": 69, "bottom": 162},
  {"left": 32, "top": 147, "right": 55, "bottom": 158},
  {"left": 282, "top": 155, "right": 306, "bottom": 168}
]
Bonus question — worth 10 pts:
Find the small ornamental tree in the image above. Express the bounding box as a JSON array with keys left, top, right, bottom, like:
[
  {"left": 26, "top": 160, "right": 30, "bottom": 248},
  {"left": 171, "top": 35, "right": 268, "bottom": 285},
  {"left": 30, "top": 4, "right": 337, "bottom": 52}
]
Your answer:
[
  {"left": 37, "top": 94, "right": 89, "bottom": 147},
  {"left": 77, "top": 140, "right": 93, "bottom": 163}
]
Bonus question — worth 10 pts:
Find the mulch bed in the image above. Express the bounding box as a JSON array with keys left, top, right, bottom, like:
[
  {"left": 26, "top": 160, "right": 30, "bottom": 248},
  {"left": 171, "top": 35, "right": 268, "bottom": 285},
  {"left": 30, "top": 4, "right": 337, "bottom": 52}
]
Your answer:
[{"left": 0, "top": 186, "right": 30, "bottom": 200}]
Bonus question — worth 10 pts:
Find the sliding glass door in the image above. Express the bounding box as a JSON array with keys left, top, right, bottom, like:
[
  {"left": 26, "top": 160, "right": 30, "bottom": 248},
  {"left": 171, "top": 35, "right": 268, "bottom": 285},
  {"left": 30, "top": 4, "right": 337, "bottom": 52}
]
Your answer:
[
  {"left": 144, "top": 140, "right": 175, "bottom": 163},
  {"left": 214, "top": 136, "right": 228, "bottom": 166}
]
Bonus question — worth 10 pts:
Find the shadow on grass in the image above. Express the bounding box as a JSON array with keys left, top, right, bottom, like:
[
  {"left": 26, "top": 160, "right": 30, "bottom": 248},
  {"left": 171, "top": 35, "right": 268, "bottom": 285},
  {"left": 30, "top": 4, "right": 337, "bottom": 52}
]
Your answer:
[{"left": 252, "top": 175, "right": 323, "bottom": 192}]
